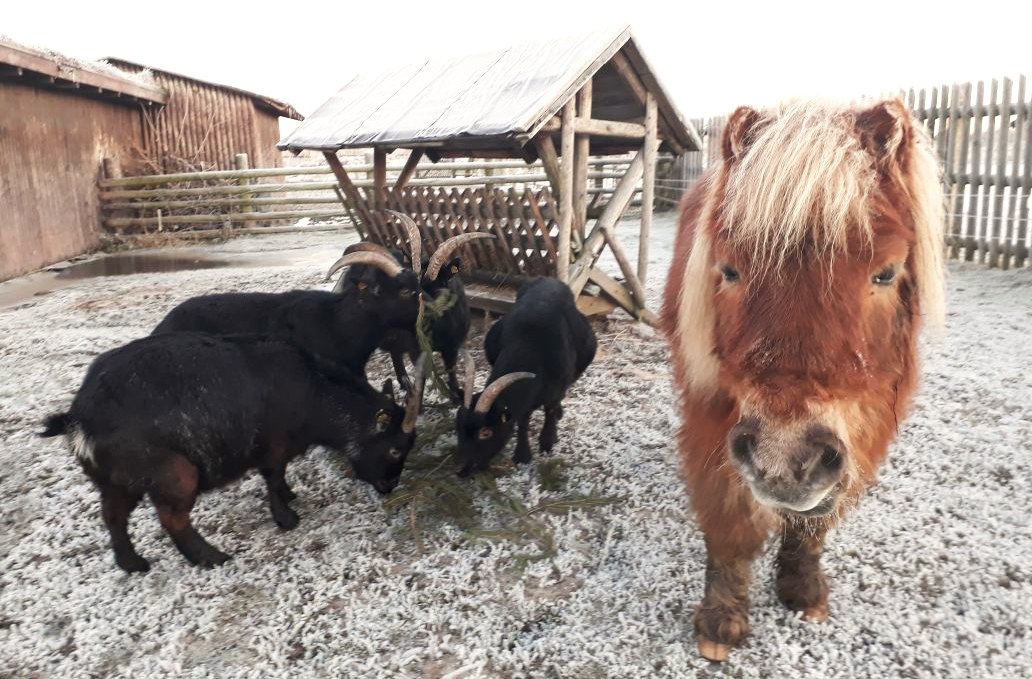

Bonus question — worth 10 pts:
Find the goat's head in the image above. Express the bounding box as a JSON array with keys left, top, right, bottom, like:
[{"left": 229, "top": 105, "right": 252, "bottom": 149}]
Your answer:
[{"left": 454, "top": 351, "right": 535, "bottom": 476}]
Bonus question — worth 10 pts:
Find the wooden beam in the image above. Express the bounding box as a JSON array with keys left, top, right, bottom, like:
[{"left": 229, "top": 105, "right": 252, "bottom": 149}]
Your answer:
[
  {"left": 394, "top": 149, "right": 425, "bottom": 190},
  {"left": 558, "top": 99, "right": 576, "bottom": 283},
  {"left": 575, "top": 118, "right": 646, "bottom": 138},
  {"left": 323, "top": 151, "right": 370, "bottom": 227},
  {"left": 568, "top": 150, "right": 645, "bottom": 294},
  {"left": 638, "top": 92, "right": 658, "bottom": 285},
  {"left": 534, "top": 134, "right": 563, "bottom": 199},
  {"left": 540, "top": 117, "right": 561, "bottom": 133},
  {"left": 609, "top": 51, "right": 683, "bottom": 154},
  {"left": 600, "top": 227, "right": 647, "bottom": 310},
  {"left": 574, "top": 79, "right": 593, "bottom": 238},
  {"left": 587, "top": 268, "right": 657, "bottom": 326},
  {"left": 373, "top": 148, "right": 387, "bottom": 210}
]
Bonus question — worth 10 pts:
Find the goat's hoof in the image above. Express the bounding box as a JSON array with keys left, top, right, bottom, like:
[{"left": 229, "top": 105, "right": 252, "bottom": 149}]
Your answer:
[
  {"left": 800, "top": 604, "right": 829, "bottom": 622},
  {"left": 191, "top": 551, "right": 231, "bottom": 569},
  {"left": 274, "top": 508, "right": 300, "bottom": 531},
  {"left": 278, "top": 486, "right": 298, "bottom": 502},
  {"left": 697, "top": 638, "right": 732, "bottom": 662},
  {"left": 116, "top": 553, "right": 150, "bottom": 573},
  {"left": 512, "top": 451, "right": 532, "bottom": 465}
]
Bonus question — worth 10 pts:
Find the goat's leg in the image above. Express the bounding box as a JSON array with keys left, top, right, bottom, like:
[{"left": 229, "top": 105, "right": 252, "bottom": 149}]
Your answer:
[
  {"left": 99, "top": 485, "right": 148, "bottom": 573},
  {"left": 512, "top": 415, "right": 532, "bottom": 465},
  {"left": 150, "top": 454, "right": 230, "bottom": 567},
  {"left": 261, "top": 464, "right": 300, "bottom": 531},
  {"left": 442, "top": 347, "right": 463, "bottom": 405},
  {"left": 775, "top": 519, "right": 830, "bottom": 621},
  {"left": 539, "top": 402, "right": 564, "bottom": 453},
  {"left": 390, "top": 350, "right": 412, "bottom": 391}
]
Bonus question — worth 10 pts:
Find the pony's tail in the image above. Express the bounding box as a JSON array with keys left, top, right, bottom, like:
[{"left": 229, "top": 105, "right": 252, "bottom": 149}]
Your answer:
[{"left": 40, "top": 413, "right": 73, "bottom": 438}]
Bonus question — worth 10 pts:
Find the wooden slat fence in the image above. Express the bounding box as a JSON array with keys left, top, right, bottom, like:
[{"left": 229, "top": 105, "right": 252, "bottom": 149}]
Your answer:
[{"left": 659, "top": 75, "right": 1032, "bottom": 269}]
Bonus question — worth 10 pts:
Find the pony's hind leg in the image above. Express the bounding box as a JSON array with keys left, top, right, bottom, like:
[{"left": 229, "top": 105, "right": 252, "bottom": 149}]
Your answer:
[
  {"left": 99, "top": 484, "right": 148, "bottom": 573},
  {"left": 150, "top": 454, "right": 230, "bottom": 568},
  {"left": 775, "top": 519, "right": 830, "bottom": 621}
]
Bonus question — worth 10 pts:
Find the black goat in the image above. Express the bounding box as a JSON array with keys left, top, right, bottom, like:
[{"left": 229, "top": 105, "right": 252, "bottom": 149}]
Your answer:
[
  {"left": 40, "top": 333, "right": 426, "bottom": 573},
  {"left": 330, "top": 211, "right": 494, "bottom": 400},
  {"left": 455, "top": 277, "right": 596, "bottom": 476},
  {"left": 152, "top": 251, "right": 419, "bottom": 375}
]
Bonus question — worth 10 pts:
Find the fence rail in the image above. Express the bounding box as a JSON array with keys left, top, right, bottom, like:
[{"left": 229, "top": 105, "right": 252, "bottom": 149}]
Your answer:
[
  {"left": 98, "top": 155, "right": 642, "bottom": 235},
  {"left": 660, "top": 75, "right": 1032, "bottom": 269}
]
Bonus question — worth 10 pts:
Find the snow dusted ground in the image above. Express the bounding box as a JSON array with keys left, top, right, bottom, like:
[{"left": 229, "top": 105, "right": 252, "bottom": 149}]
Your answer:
[{"left": 1, "top": 215, "right": 1030, "bottom": 678}]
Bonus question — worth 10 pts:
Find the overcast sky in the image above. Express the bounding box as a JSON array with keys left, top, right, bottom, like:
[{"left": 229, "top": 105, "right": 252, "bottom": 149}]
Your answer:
[{"left": 6, "top": 0, "right": 1032, "bottom": 134}]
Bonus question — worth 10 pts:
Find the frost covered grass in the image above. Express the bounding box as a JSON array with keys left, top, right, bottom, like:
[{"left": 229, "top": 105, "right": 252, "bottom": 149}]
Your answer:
[{"left": 0, "top": 217, "right": 1030, "bottom": 678}]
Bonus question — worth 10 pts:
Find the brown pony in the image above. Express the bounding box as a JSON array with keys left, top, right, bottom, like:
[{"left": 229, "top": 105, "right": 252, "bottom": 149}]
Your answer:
[{"left": 660, "top": 99, "right": 944, "bottom": 661}]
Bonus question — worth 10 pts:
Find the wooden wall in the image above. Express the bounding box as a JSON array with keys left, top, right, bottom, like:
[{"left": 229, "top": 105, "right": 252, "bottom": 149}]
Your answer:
[
  {"left": 138, "top": 73, "right": 284, "bottom": 171},
  {"left": 0, "top": 80, "right": 144, "bottom": 281}
]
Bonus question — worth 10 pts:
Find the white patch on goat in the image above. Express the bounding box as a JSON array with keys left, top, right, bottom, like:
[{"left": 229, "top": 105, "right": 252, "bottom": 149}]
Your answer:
[{"left": 68, "top": 424, "right": 95, "bottom": 466}]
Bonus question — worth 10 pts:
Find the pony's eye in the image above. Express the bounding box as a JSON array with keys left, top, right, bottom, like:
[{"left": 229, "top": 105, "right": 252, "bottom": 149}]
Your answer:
[
  {"left": 719, "top": 264, "right": 740, "bottom": 283},
  {"left": 872, "top": 267, "right": 897, "bottom": 286},
  {"left": 478, "top": 427, "right": 493, "bottom": 440}
]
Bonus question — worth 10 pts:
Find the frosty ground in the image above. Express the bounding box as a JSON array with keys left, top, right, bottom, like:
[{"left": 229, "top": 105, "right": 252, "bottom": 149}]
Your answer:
[{"left": 1, "top": 214, "right": 1030, "bottom": 678}]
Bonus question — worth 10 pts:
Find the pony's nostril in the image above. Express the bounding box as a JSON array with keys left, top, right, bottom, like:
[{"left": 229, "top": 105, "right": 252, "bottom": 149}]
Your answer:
[
  {"left": 819, "top": 445, "right": 843, "bottom": 472},
  {"left": 731, "top": 433, "right": 757, "bottom": 464}
]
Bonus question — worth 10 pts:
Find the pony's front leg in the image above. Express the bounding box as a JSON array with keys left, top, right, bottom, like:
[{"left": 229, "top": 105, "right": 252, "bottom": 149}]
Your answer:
[
  {"left": 775, "top": 519, "right": 830, "bottom": 621},
  {"left": 695, "top": 512, "right": 768, "bottom": 661}
]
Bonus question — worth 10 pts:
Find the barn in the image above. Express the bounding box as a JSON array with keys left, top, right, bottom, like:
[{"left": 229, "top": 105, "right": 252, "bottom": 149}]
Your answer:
[{"left": 0, "top": 39, "right": 301, "bottom": 282}]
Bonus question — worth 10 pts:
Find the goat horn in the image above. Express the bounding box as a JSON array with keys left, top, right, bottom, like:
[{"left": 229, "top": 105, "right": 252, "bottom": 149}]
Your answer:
[
  {"left": 344, "top": 241, "right": 396, "bottom": 259},
  {"left": 473, "top": 371, "right": 535, "bottom": 414},
  {"left": 324, "top": 251, "right": 403, "bottom": 283},
  {"left": 425, "top": 233, "right": 497, "bottom": 280},
  {"left": 385, "top": 210, "right": 422, "bottom": 278},
  {"left": 401, "top": 354, "right": 427, "bottom": 434},
  {"left": 461, "top": 350, "right": 475, "bottom": 409}
]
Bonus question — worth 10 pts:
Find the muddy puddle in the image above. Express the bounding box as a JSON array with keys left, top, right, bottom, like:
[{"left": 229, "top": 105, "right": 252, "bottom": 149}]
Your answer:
[{"left": 0, "top": 245, "right": 342, "bottom": 311}]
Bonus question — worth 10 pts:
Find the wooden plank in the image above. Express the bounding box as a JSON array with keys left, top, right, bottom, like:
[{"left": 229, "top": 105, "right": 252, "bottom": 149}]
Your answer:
[
  {"left": 949, "top": 83, "right": 972, "bottom": 260},
  {"left": 373, "top": 148, "right": 387, "bottom": 211},
  {"left": 510, "top": 187, "right": 548, "bottom": 275},
  {"left": 394, "top": 149, "right": 425, "bottom": 190},
  {"left": 638, "top": 92, "right": 658, "bottom": 285},
  {"left": 104, "top": 209, "right": 352, "bottom": 228},
  {"left": 525, "top": 188, "right": 558, "bottom": 271},
  {"left": 568, "top": 150, "right": 645, "bottom": 294},
  {"left": 1018, "top": 77, "right": 1032, "bottom": 268},
  {"left": 586, "top": 268, "right": 656, "bottom": 325},
  {"left": 607, "top": 51, "right": 681, "bottom": 153},
  {"left": 574, "top": 118, "right": 647, "bottom": 138},
  {"left": 967, "top": 81, "right": 986, "bottom": 261},
  {"left": 533, "top": 134, "right": 563, "bottom": 200},
  {"left": 558, "top": 99, "right": 576, "bottom": 282},
  {"left": 324, "top": 151, "right": 373, "bottom": 228},
  {"left": 599, "top": 226, "right": 647, "bottom": 311},
  {"left": 1005, "top": 76, "right": 1026, "bottom": 269},
  {"left": 989, "top": 78, "right": 1010, "bottom": 268},
  {"left": 574, "top": 79, "right": 593, "bottom": 239},
  {"left": 978, "top": 80, "right": 998, "bottom": 263}
]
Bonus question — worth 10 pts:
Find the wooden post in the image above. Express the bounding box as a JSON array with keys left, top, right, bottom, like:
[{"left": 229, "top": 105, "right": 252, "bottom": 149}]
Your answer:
[
  {"left": 573, "top": 79, "right": 593, "bottom": 238},
  {"left": 373, "top": 148, "right": 387, "bottom": 211},
  {"left": 235, "top": 153, "right": 252, "bottom": 214},
  {"left": 324, "top": 151, "right": 372, "bottom": 230},
  {"left": 638, "top": 92, "right": 658, "bottom": 285},
  {"left": 558, "top": 99, "right": 576, "bottom": 283},
  {"left": 394, "top": 149, "right": 424, "bottom": 190},
  {"left": 600, "top": 226, "right": 647, "bottom": 312},
  {"left": 534, "top": 134, "right": 562, "bottom": 200},
  {"left": 102, "top": 157, "right": 123, "bottom": 181},
  {"left": 568, "top": 150, "right": 645, "bottom": 294}
]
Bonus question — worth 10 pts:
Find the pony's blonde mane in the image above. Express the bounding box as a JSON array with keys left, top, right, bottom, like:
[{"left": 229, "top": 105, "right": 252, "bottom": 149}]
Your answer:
[{"left": 676, "top": 99, "right": 945, "bottom": 397}]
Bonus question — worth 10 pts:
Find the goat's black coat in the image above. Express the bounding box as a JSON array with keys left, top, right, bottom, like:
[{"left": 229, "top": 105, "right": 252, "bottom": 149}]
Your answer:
[
  {"left": 40, "top": 332, "right": 415, "bottom": 573},
  {"left": 456, "top": 277, "right": 596, "bottom": 475},
  {"left": 346, "top": 254, "right": 470, "bottom": 397},
  {"left": 152, "top": 270, "right": 420, "bottom": 373}
]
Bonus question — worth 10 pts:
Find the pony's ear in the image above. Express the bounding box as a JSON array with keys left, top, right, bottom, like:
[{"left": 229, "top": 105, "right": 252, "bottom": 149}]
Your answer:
[
  {"left": 722, "top": 106, "right": 764, "bottom": 162},
  {"left": 854, "top": 99, "right": 912, "bottom": 166}
]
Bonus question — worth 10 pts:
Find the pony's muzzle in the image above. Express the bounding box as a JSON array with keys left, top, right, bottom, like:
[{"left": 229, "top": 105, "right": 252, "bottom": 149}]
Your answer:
[{"left": 729, "top": 417, "right": 845, "bottom": 515}]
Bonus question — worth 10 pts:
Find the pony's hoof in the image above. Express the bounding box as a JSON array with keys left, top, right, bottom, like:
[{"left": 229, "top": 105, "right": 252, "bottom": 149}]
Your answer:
[
  {"left": 697, "top": 638, "right": 731, "bottom": 662},
  {"left": 801, "top": 604, "right": 829, "bottom": 622}
]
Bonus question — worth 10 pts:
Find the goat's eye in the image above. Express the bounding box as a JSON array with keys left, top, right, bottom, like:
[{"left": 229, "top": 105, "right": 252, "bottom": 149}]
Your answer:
[
  {"left": 356, "top": 281, "right": 368, "bottom": 290},
  {"left": 477, "top": 427, "right": 493, "bottom": 440},
  {"left": 376, "top": 410, "right": 391, "bottom": 430},
  {"left": 387, "top": 448, "right": 402, "bottom": 460},
  {"left": 872, "top": 266, "right": 897, "bottom": 286},
  {"left": 400, "top": 288, "right": 415, "bottom": 297},
  {"left": 719, "top": 264, "right": 740, "bottom": 283}
]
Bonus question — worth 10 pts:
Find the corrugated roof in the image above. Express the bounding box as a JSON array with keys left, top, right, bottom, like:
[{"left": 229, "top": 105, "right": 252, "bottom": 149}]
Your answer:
[
  {"left": 279, "top": 26, "right": 698, "bottom": 154},
  {"left": 104, "top": 58, "right": 303, "bottom": 121}
]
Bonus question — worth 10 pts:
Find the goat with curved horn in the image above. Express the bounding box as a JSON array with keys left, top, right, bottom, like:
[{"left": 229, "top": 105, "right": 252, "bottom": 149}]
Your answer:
[
  {"left": 344, "top": 241, "right": 398, "bottom": 259},
  {"left": 425, "top": 233, "right": 496, "bottom": 281},
  {"left": 473, "top": 372, "right": 536, "bottom": 414},
  {"left": 324, "top": 251, "right": 404, "bottom": 284},
  {"left": 385, "top": 210, "right": 423, "bottom": 277},
  {"left": 461, "top": 350, "right": 475, "bottom": 409}
]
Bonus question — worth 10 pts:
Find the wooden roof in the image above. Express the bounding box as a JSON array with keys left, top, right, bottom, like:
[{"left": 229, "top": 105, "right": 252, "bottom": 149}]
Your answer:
[
  {"left": 0, "top": 42, "right": 166, "bottom": 106},
  {"left": 279, "top": 26, "right": 700, "bottom": 156},
  {"left": 105, "top": 59, "right": 303, "bottom": 121}
]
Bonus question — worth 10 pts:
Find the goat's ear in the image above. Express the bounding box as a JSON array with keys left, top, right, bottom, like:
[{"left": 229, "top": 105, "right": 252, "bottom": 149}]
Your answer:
[
  {"left": 722, "top": 106, "right": 764, "bottom": 162},
  {"left": 854, "top": 99, "right": 912, "bottom": 168},
  {"left": 381, "top": 379, "right": 395, "bottom": 399}
]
